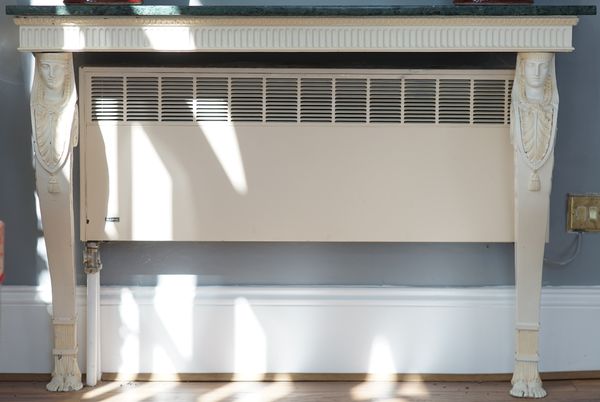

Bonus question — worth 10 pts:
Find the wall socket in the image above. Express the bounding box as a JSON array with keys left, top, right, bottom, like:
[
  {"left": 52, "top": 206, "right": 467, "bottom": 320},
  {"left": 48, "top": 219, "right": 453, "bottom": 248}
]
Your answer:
[{"left": 567, "top": 194, "right": 600, "bottom": 232}]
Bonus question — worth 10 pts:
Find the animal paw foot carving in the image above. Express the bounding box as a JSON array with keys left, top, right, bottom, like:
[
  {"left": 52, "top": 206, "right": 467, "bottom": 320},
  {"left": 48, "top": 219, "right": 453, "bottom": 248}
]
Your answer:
[
  {"left": 46, "top": 374, "right": 83, "bottom": 392},
  {"left": 510, "top": 380, "right": 547, "bottom": 399}
]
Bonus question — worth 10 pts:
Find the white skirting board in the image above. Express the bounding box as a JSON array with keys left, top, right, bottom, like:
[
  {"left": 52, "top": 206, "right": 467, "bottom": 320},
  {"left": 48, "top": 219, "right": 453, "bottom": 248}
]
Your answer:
[{"left": 1, "top": 285, "right": 599, "bottom": 375}]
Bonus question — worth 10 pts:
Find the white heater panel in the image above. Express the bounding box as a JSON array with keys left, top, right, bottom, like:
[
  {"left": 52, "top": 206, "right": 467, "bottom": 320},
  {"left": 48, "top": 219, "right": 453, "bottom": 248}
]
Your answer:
[{"left": 81, "top": 68, "right": 514, "bottom": 242}]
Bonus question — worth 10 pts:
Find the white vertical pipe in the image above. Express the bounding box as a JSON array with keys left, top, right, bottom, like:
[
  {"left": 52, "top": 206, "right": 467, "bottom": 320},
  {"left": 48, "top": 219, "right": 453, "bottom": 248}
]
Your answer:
[
  {"left": 96, "top": 279, "right": 102, "bottom": 383},
  {"left": 86, "top": 271, "right": 100, "bottom": 386}
]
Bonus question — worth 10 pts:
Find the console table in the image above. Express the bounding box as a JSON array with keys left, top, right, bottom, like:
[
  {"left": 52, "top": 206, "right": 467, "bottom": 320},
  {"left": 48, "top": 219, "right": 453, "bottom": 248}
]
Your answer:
[{"left": 6, "top": 4, "right": 595, "bottom": 397}]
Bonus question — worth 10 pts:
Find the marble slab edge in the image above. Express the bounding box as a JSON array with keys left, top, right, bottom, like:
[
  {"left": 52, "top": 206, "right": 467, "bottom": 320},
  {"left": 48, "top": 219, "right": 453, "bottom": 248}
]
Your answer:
[{"left": 5, "top": 5, "right": 597, "bottom": 17}]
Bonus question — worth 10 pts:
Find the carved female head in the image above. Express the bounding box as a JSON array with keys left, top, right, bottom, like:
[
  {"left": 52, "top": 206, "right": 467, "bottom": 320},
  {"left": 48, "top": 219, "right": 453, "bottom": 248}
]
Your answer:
[
  {"left": 33, "top": 53, "right": 73, "bottom": 106},
  {"left": 517, "top": 53, "right": 555, "bottom": 105},
  {"left": 40, "top": 57, "right": 67, "bottom": 90},
  {"left": 523, "top": 53, "right": 552, "bottom": 89}
]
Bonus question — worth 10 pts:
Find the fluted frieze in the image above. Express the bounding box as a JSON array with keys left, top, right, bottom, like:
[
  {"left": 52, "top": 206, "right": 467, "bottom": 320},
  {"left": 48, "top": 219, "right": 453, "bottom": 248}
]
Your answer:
[{"left": 15, "top": 17, "right": 577, "bottom": 52}]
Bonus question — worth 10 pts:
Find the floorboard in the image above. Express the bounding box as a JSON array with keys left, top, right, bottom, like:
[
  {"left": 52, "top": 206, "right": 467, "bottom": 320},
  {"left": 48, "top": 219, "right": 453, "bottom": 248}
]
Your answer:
[{"left": 0, "top": 380, "right": 599, "bottom": 402}]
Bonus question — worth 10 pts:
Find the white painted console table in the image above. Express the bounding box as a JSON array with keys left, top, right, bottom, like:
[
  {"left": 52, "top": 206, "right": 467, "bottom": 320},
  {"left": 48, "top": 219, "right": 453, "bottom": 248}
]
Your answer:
[{"left": 6, "top": 4, "right": 595, "bottom": 397}]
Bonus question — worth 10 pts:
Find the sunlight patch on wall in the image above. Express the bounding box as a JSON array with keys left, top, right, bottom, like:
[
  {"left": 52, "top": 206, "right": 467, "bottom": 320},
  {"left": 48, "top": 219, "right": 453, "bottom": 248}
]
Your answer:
[
  {"left": 199, "top": 122, "right": 248, "bottom": 195},
  {"left": 118, "top": 288, "right": 140, "bottom": 374},
  {"left": 367, "top": 336, "right": 397, "bottom": 381},
  {"left": 154, "top": 274, "right": 197, "bottom": 362},
  {"left": 351, "top": 336, "right": 399, "bottom": 401},
  {"left": 35, "top": 262, "right": 51, "bottom": 304},
  {"left": 152, "top": 344, "right": 177, "bottom": 374},
  {"left": 351, "top": 335, "right": 431, "bottom": 400},
  {"left": 234, "top": 297, "right": 266, "bottom": 379},
  {"left": 131, "top": 125, "right": 173, "bottom": 240},
  {"left": 100, "top": 123, "right": 120, "bottom": 239}
]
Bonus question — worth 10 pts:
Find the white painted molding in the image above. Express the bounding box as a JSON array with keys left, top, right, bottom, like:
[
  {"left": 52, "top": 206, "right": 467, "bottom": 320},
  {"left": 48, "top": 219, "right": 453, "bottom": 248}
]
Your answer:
[
  {"left": 99, "top": 285, "right": 520, "bottom": 306},
  {"left": 13, "top": 17, "right": 578, "bottom": 52},
  {"left": 1, "top": 285, "right": 600, "bottom": 374}
]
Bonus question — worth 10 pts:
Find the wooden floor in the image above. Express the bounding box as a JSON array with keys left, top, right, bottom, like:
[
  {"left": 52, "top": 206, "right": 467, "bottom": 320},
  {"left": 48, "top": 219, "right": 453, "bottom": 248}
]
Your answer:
[{"left": 1, "top": 380, "right": 599, "bottom": 402}]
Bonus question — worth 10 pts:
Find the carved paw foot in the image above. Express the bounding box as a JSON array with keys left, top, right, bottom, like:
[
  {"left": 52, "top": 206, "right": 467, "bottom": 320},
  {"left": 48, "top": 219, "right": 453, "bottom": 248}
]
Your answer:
[
  {"left": 510, "top": 380, "right": 547, "bottom": 399},
  {"left": 46, "top": 374, "right": 83, "bottom": 392},
  {"left": 46, "top": 354, "right": 83, "bottom": 392}
]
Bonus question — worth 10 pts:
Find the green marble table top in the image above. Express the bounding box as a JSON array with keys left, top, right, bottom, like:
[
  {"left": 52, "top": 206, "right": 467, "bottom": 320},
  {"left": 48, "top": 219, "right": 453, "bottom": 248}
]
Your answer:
[{"left": 5, "top": 5, "right": 597, "bottom": 18}]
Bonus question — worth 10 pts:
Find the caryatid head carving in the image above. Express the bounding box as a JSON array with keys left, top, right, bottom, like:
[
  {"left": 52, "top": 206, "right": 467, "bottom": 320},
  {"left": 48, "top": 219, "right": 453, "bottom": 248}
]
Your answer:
[
  {"left": 520, "top": 53, "right": 554, "bottom": 103},
  {"left": 34, "top": 53, "right": 73, "bottom": 105},
  {"left": 524, "top": 53, "right": 552, "bottom": 87},
  {"left": 40, "top": 57, "right": 66, "bottom": 89}
]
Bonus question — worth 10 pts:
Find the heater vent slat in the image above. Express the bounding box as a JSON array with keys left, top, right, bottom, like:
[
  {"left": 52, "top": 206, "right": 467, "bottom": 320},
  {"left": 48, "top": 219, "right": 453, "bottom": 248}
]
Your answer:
[
  {"left": 266, "top": 78, "right": 298, "bottom": 122},
  {"left": 126, "top": 77, "right": 159, "bottom": 122},
  {"left": 162, "top": 77, "right": 194, "bottom": 122},
  {"left": 91, "top": 76, "right": 124, "bottom": 121},
  {"left": 300, "top": 78, "right": 333, "bottom": 123},
  {"left": 231, "top": 78, "right": 264, "bottom": 122},
  {"left": 439, "top": 79, "right": 471, "bottom": 124},
  {"left": 196, "top": 77, "right": 229, "bottom": 122},
  {"left": 474, "top": 80, "right": 508, "bottom": 124},
  {"left": 369, "top": 79, "right": 402, "bottom": 123},
  {"left": 335, "top": 78, "right": 367, "bottom": 123},
  {"left": 88, "top": 71, "right": 513, "bottom": 125},
  {"left": 404, "top": 79, "right": 436, "bottom": 123}
]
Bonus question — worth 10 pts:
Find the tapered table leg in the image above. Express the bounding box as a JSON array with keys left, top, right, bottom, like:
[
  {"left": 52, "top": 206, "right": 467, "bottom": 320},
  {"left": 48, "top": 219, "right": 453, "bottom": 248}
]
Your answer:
[
  {"left": 31, "top": 52, "right": 82, "bottom": 392},
  {"left": 509, "top": 52, "right": 559, "bottom": 398}
]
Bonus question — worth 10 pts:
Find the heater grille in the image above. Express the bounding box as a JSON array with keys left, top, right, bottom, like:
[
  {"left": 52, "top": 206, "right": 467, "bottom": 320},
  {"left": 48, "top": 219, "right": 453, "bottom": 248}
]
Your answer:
[{"left": 89, "top": 70, "right": 513, "bottom": 125}]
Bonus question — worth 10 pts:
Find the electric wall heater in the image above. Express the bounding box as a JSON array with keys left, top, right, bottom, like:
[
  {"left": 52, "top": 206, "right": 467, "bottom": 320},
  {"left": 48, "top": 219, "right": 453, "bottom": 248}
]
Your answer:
[{"left": 79, "top": 68, "right": 515, "bottom": 243}]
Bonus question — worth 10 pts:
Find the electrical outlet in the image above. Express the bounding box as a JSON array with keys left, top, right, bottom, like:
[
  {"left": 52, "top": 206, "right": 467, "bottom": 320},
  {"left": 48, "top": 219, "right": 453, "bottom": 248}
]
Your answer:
[{"left": 567, "top": 194, "right": 600, "bottom": 232}]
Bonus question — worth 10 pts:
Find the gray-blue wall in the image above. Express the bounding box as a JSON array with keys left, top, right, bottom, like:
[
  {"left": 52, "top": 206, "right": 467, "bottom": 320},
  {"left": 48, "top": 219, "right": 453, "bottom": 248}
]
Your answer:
[{"left": 1, "top": 0, "right": 598, "bottom": 287}]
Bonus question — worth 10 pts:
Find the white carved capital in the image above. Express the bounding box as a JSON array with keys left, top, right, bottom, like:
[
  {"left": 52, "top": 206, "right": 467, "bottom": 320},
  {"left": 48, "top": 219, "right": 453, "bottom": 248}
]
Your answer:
[
  {"left": 511, "top": 52, "right": 559, "bottom": 192},
  {"left": 31, "top": 52, "right": 78, "bottom": 194}
]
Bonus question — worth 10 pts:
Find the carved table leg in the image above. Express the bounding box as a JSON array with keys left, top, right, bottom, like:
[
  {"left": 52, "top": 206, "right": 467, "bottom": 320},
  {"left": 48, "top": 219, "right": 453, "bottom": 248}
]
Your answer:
[
  {"left": 31, "top": 53, "right": 82, "bottom": 392},
  {"left": 510, "top": 52, "right": 558, "bottom": 399},
  {"left": 511, "top": 156, "right": 554, "bottom": 398}
]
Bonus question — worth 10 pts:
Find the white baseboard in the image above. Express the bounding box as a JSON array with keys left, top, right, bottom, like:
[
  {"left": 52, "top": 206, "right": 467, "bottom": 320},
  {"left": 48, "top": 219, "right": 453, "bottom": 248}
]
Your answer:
[{"left": 1, "top": 285, "right": 600, "bottom": 374}]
